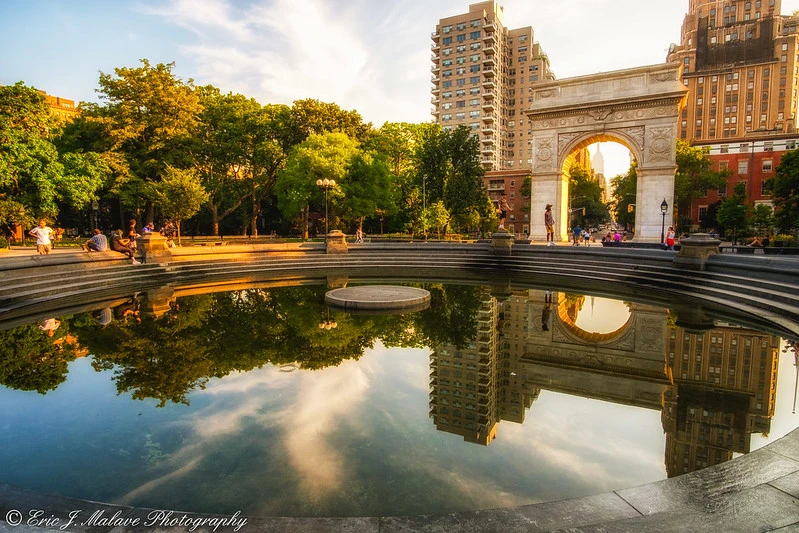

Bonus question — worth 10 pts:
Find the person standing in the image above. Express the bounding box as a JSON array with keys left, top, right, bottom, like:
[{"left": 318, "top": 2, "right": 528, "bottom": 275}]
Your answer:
[
  {"left": 29, "top": 219, "right": 54, "bottom": 255},
  {"left": 545, "top": 204, "right": 556, "bottom": 246},
  {"left": 127, "top": 219, "right": 140, "bottom": 252},
  {"left": 572, "top": 224, "right": 582, "bottom": 246},
  {"left": 356, "top": 227, "right": 364, "bottom": 243},
  {"left": 498, "top": 194, "right": 511, "bottom": 231},
  {"left": 666, "top": 226, "right": 676, "bottom": 250}
]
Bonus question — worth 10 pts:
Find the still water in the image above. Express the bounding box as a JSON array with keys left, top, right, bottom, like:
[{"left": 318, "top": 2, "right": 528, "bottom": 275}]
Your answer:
[{"left": 0, "top": 283, "right": 796, "bottom": 517}]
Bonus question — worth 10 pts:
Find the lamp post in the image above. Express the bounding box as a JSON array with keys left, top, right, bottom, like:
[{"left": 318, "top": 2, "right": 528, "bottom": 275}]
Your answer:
[
  {"left": 318, "top": 309, "right": 337, "bottom": 330},
  {"left": 422, "top": 176, "right": 427, "bottom": 241},
  {"left": 660, "top": 198, "right": 668, "bottom": 244},
  {"left": 91, "top": 199, "right": 99, "bottom": 232},
  {"left": 316, "top": 178, "right": 336, "bottom": 235}
]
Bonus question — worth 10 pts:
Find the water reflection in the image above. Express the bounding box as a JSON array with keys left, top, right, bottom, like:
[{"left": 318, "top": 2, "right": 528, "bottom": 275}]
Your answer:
[
  {"left": 0, "top": 281, "right": 794, "bottom": 516},
  {"left": 428, "top": 287, "right": 782, "bottom": 479}
]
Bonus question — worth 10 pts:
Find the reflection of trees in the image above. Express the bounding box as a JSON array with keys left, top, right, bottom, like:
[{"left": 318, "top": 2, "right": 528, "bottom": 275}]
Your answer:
[
  {"left": 2, "top": 283, "right": 484, "bottom": 406},
  {"left": 0, "top": 322, "right": 80, "bottom": 394},
  {"left": 411, "top": 284, "right": 481, "bottom": 349}
]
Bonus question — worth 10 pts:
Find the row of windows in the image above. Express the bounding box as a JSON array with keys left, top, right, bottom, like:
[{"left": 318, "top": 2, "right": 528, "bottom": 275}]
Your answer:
[
  {"left": 441, "top": 19, "right": 483, "bottom": 33},
  {"left": 441, "top": 31, "right": 482, "bottom": 45}
]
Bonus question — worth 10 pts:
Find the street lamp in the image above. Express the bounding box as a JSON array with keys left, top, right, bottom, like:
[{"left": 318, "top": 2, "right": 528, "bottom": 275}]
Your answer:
[
  {"left": 318, "top": 309, "right": 338, "bottom": 330},
  {"left": 316, "top": 178, "right": 336, "bottom": 235},
  {"left": 660, "top": 198, "right": 668, "bottom": 244},
  {"left": 91, "top": 199, "right": 99, "bottom": 231},
  {"left": 422, "top": 176, "right": 427, "bottom": 241}
]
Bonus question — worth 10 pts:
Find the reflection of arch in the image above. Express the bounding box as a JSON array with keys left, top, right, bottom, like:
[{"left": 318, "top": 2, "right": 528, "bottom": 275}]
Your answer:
[
  {"left": 527, "top": 63, "right": 688, "bottom": 243},
  {"left": 557, "top": 301, "right": 632, "bottom": 344},
  {"left": 525, "top": 293, "right": 671, "bottom": 410}
]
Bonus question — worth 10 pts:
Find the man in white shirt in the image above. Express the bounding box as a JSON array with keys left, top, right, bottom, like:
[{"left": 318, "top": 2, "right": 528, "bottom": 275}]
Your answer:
[{"left": 29, "top": 220, "right": 54, "bottom": 255}]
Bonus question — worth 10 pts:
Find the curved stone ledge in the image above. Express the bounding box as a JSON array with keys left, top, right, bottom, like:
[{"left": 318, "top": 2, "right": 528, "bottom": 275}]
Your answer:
[{"left": 0, "top": 427, "right": 796, "bottom": 532}]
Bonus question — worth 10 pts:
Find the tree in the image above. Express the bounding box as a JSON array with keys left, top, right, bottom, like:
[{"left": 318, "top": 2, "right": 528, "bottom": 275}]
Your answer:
[
  {"left": 568, "top": 163, "right": 609, "bottom": 228},
  {"left": 770, "top": 149, "right": 799, "bottom": 233},
  {"left": 716, "top": 182, "right": 748, "bottom": 243},
  {"left": 425, "top": 200, "right": 451, "bottom": 239},
  {"left": 749, "top": 203, "right": 775, "bottom": 237},
  {"left": 340, "top": 151, "right": 395, "bottom": 232},
  {"left": 609, "top": 163, "right": 637, "bottom": 229},
  {"left": 89, "top": 60, "right": 202, "bottom": 220},
  {"left": 274, "top": 132, "right": 359, "bottom": 238},
  {"left": 152, "top": 165, "right": 209, "bottom": 244},
  {"left": 0, "top": 83, "right": 109, "bottom": 232},
  {"left": 675, "top": 140, "right": 729, "bottom": 227}
]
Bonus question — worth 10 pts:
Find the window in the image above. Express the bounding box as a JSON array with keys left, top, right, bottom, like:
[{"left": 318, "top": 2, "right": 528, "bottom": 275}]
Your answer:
[
  {"left": 470, "top": 54, "right": 480, "bottom": 62},
  {"left": 457, "top": 34, "right": 466, "bottom": 42},
  {"left": 443, "top": 37, "right": 452, "bottom": 45},
  {"left": 470, "top": 19, "right": 480, "bottom": 27},
  {"left": 442, "top": 91, "right": 452, "bottom": 98},
  {"left": 456, "top": 22, "right": 466, "bottom": 30},
  {"left": 469, "top": 76, "right": 480, "bottom": 84},
  {"left": 719, "top": 183, "right": 727, "bottom": 196},
  {"left": 762, "top": 159, "right": 773, "bottom": 173},
  {"left": 442, "top": 114, "right": 452, "bottom": 121},
  {"left": 456, "top": 45, "right": 466, "bottom": 53},
  {"left": 738, "top": 160, "right": 748, "bottom": 174},
  {"left": 470, "top": 31, "right": 481, "bottom": 39},
  {"left": 719, "top": 161, "right": 728, "bottom": 171},
  {"left": 720, "top": 144, "right": 729, "bottom": 153},
  {"left": 455, "top": 89, "right": 466, "bottom": 96},
  {"left": 470, "top": 42, "right": 481, "bottom": 50},
  {"left": 442, "top": 25, "right": 453, "bottom": 33}
]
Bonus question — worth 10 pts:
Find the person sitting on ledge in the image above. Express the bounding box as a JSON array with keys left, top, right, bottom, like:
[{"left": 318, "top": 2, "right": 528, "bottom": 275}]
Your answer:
[
  {"left": 82, "top": 228, "right": 108, "bottom": 252},
  {"left": 111, "top": 229, "right": 141, "bottom": 264},
  {"left": 748, "top": 236, "right": 763, "bottom": 247}
]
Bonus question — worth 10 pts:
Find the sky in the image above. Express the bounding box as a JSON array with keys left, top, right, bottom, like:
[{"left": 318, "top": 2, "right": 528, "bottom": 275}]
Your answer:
[{"left": 3, "top": 0, "right": 799, "bottom": 178}]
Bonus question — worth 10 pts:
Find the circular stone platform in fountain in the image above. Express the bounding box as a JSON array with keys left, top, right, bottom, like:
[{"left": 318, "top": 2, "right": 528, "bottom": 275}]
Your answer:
[{"left": 324, "top": 285, "right": 431, "bottom": 313}]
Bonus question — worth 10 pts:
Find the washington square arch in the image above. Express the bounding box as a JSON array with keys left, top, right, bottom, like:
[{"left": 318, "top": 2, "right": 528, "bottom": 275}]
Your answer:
[{"left": 527, "top": 63, "right": 688, "bottom": 243}]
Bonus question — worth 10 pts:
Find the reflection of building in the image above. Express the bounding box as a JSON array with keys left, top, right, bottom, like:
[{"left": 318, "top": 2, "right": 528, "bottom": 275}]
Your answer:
[
  {"left": 662, "top": 323, "right": 779, "bottom": 475},
  {"left": 428, "top": 287, "right": 781, "bottom": 479},
  {"left": 430, "top": 290, "right": 501, "bottom": 445}
]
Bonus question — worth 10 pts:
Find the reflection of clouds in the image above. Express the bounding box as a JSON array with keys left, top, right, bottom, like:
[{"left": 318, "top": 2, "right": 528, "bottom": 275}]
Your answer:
[
  {"left": 118, "top": 458, "right": 202, "bottom": 505},
  {"left": 499, "top": 392, "right": 666, "bottom": 493},
  {"left": 284, "top": 361, "right": 370, "bottom": 500}
]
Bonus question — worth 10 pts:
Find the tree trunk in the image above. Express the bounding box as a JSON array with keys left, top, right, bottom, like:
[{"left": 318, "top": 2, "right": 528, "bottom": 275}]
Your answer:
[
  {"left": 303, "top": 205, "right": 309, "bottom": 240},
  {"left": 176, "top": 220, "right": 182, "bottom": 246}
]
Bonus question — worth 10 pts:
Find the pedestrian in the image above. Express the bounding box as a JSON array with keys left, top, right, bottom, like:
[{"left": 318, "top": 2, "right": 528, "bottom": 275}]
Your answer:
[
  {"left": 83, "top": 228, "right": 108, "bottom": 252},
  {"left": 666, "top": 226, "right": 676, "bottom": 250},
  {"left": 545, "top": 204, "right": 556, "bottom": 246},
  {"left": 498, "top": 194, "right": 511, "bottom": 231},
  {"left": 583, "top": 228, "right": 591, "bottom": 245},
  {"left": 141, "top": 221, "right": 155, "bottom": 234},
  {"left": 29, "top": 219, "right": 54, "bottom": 255},
  {"left": 127, "top": 219, "right": 140, "bottom": 251},
  {"left": 111, "top": 229, "right": 141, "bottom": 264},
  {"left": 572, "top": 224, "right": 582, "bottom": 246},
  {"left": 356, "top": 227, "right": 364, "bottom": 243},
  {"left": 613, "top": 231, "right": 622, "bottom": 242}
]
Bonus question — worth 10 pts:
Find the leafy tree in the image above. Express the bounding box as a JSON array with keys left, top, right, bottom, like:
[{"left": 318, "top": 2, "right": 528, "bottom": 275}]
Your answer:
[
  {"left": 425, "top": 200, "right": 451, "bottom": 239},
  {"left": 568, "top": 163, "right": 609, "bottom": 228},
  {"left": 674, "top": 140, "right": 729, "bottom": 226},
  {"left": 152, "top": 165, "right": 209, "bottom": 244},
  {"left": 749, "top": 203, "right": 775, "bottom": 237},
  {"left": 274, "top": 132, "right": 359, "bottom": 238},
  {"left": 716, "top": 182, "right": 748, "bottom": 243},
  {"left": 282, "top": 99, "right": 372, "bottom": 150},
  {"left": 771, "top": 149, "right": 799, "bottom": 233},
  {"left": 609, "top": 163, "right": 637, "bottom": 229},
  {"left": 89, "top": 60, "right": 201, "bottom": 218},
  {"left": 340, "top": 152, "right": 395, "bottom": 232},
  {"left": 444, "top": 126, "right": 487, "bottom": 221},
  {"left": 0, "top": 83, "right": 109, "bottom": 231}
]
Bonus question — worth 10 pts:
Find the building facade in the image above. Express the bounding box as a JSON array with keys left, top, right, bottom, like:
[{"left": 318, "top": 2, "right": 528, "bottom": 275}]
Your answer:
[
  {"left": 431, "top": 1, "right": 555, "bottom": 172},
  {"left": 667, "top": 0, "right": 799, "bottom": 142}
]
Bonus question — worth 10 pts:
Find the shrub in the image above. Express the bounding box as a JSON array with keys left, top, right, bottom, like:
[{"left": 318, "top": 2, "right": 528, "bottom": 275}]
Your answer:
[
  {"left": 0, "top": 236, "right": 8, "bottom": 249},
  {"left": 775, "top": 234, "right": 797, "bottom": 247}
]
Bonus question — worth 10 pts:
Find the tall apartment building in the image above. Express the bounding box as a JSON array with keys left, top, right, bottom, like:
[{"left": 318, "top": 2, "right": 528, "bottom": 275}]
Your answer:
[
  {"left": 667, "top": 0, "right": 799, "bottom": 141},
  {"left": 666, "top": 1, "right": 799, "bottom": 225},
  {"left": 431, "top": 2, "right": 559, "bottom": 235}
]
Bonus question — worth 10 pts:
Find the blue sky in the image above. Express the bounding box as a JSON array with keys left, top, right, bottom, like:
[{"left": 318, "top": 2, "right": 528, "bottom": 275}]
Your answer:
[{"left": 3, "top": 0, "right": 799, "bottom": 176}]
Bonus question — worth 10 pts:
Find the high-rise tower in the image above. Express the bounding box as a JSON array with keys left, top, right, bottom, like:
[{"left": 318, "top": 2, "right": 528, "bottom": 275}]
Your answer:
[
  {"left": 667, "top": 0, "right": 799, "bottom": 141},
  {"left": 431, "top": 1, "right": 555, "bottom": 172}
]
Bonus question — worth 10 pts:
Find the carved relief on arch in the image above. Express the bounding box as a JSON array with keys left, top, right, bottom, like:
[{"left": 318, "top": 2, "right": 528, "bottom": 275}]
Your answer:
[
  {"left": 534, "top": 137, "right": 556, "bottom": 171},
  {"left": 618, "top": 126, "right": 645, "bottom": 155},
  {"left": 587, "top": 107, "right": 614, "bottom": 121},
  {"left": 648, "top": 127, "right": 674, "bottom": 163},
  {"left": 558, "top": 132, "right": 583, "bottom": 156}
]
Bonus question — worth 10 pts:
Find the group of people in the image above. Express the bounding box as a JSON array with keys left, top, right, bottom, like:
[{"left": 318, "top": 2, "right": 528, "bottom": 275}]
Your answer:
[{"left": 79, "top": 218, "right": 177, "bottom": 264}]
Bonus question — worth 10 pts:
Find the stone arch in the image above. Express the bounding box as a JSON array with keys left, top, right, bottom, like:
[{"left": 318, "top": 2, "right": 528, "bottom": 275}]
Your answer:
[
  {"left": 556, "top": 297, "right": 633, "bottom": 344},
  {"left": 526, "top": 63, "right": 688, "bottom": 242}
]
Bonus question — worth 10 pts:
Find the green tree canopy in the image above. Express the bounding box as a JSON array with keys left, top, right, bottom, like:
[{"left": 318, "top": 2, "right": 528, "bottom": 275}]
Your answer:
[
  {"left": 771, "top": 148, "right": 799, "bottom": 232},
  {"left": 675, "top": 140, "right": 729, "bottom": 226},
  {"left": 609, "top": 163, "right": 637, "bottom": 229},
  {"left": 568, "top": 163, "right": 609, "bottom": 228},
  {"left": 152, "top": 165, "right": 210, "bottom": 243},
  {"left": 716, "top": 182, "right": 748, "bottom": 243}
]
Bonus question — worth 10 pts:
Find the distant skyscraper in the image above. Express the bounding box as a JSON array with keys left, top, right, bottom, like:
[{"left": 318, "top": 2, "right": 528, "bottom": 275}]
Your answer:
[{"left": 593, "top": 144, "right": 605, "bottom": 176}]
